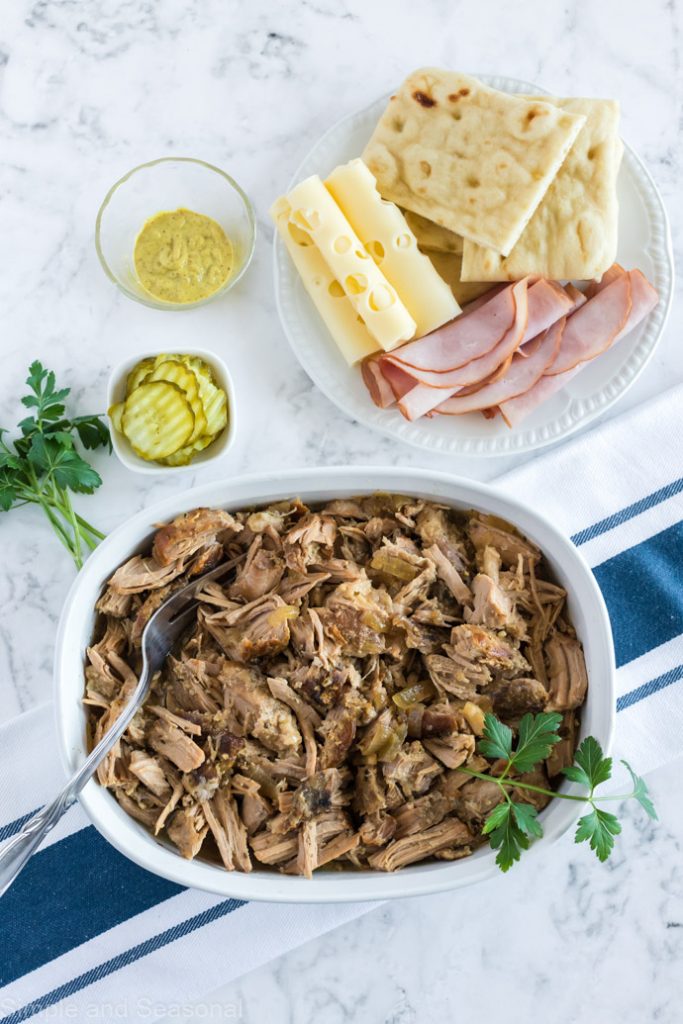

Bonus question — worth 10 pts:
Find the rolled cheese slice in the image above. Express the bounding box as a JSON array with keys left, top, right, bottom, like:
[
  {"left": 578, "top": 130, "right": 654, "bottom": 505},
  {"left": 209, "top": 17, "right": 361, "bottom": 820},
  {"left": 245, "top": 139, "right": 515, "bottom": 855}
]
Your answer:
[
  {"left": 271, "top": 197, "right": 380, "bottom": 365},
  {"left": 325, "top": 159, "right": 460, "bottom": 337},
  {"left": 286, "top": 175, "right": 416, "bottom": 351}
]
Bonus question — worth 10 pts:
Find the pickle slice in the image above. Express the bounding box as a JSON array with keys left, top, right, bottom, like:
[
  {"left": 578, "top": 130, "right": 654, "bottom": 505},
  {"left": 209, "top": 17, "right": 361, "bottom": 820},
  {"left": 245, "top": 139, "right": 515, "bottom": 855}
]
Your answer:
[
  {"left": 176, "top": 355, "right": 228, "bottom": 440},
  {"left": 160, "top": 433, "right": 216, "bottom": 467},
  {"left": 144, "top": 360, "right": 208, "bottom": 444},
  {"left": 121, "top": 381, "right": 194, "bottom": 460},
  {"left": 108, "top": 402, "right": 124, "bottom": 433},
  {"left": 125, "top": 358, "right": 156, "bottom": 396}
]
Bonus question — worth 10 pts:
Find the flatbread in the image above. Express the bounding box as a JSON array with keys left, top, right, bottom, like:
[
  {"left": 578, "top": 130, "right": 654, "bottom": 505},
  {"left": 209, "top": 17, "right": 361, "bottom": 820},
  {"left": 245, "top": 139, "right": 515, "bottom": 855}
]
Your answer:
[
  {"left": 363, "top": 69, "right": 586, "bottom": 256},
  {"left": 426, "top": 251, "right": 493, "bottom": 306},
  {"left": 461, "top": 98, "right": 621, "bottom": 281},
  {"left": 401, "top": 209, "right": 463, "bottom": 254}
]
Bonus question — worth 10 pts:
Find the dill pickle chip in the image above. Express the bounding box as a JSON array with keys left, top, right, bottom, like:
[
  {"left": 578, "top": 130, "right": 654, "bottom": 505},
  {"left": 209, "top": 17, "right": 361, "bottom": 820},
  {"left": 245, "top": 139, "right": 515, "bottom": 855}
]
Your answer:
[
  {"left": 107, "top": 402, "right": 124, "bottom": 433},
  {"left": 176, "top": 355, "right": 228, "bottom": 440},
  {"left": 144, "top": 359, "right": 208, "bottom": 444},
  {"left": 121, "top": 381, "right": 194, "bottom": 460},
  {"left": 159, "top": 432, "right": 217, "bottom": 467},
  {"left": 125, "top": 358, "right": 156, "bottom": 396}
]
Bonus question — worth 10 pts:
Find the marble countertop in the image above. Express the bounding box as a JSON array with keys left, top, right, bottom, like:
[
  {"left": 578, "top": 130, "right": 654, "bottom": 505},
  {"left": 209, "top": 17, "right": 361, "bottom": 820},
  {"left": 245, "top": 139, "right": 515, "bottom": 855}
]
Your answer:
[{"left": 1, "top": 0, "right": 681, "bottom": 1020}]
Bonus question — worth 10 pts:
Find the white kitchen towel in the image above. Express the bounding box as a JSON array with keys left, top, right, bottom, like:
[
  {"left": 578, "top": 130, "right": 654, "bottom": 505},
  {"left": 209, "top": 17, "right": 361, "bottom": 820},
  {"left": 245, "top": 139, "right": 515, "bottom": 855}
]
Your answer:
[{"left": 1, "top": 385, "right": 682, "bottom": 1021}]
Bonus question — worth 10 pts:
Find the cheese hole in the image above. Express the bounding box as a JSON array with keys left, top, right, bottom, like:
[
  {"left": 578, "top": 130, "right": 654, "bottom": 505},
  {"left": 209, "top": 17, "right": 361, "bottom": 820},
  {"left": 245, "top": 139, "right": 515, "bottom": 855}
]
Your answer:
[
  {"left": 334, "top": 235, "right": 352, "bottom": 254},
  {"left": 420, "top": 160, "right": 432, "bottom": 177},
  {"left": 368, "top": 285, "right": 395, "bottom": 311},
  {"left": 287, "top": 222, "right": 313, "bottom": 247},
  {"left": 394, "top": 233, "right": 413, "bottom": 250},
  {"left": 292, "top": 208, "right": 320, "bottom": 232},
  {"left": 345, "top": 273, "right": 368, "bottom": 295},
  {"left": 328, "top": 280, "right": 345, "bottom": 298},
  {"left": 365, "top": 240, "right": 385, "bottom": 263},
  {"left": 355, "top": 249, "right": 370, "bottom": 260}
]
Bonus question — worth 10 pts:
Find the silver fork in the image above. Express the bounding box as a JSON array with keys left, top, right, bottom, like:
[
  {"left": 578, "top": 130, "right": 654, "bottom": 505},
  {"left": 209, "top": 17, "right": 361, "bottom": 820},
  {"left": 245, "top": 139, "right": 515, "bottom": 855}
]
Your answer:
[{"left": 0, "top": 557, "right": 237, "bottom": 899}]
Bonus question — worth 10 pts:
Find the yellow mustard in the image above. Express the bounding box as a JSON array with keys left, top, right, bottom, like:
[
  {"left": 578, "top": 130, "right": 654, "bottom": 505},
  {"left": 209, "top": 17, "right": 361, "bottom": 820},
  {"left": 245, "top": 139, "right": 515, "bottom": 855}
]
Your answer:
[{"left": 134, "top": 208, "right": 233, "bottom": 303}]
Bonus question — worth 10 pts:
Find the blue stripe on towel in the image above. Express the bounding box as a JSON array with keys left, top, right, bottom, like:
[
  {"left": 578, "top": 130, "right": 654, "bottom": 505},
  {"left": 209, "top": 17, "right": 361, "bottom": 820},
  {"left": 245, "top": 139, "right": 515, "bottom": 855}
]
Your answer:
[
  {"left": 571, "top": 476, "right": 683, "bottom": 546},
  {"left": 0, "top": 897, "right": 244, "bottom": 1024},
  {"left": 0, "top": 826, "right": 184, "bottom": 987},
  {"left": 0, "top": 809, "right": 40, "bottom": 844},
  {"left": 617, "top": 662, "right": 683, "bottom": 712},
  {"left": 592, "top": 521, "right": 683, "bottom": 668}
]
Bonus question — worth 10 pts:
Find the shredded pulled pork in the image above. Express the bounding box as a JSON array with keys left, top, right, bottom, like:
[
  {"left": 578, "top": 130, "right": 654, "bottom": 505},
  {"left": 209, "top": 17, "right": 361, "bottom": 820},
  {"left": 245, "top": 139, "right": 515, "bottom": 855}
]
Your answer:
[{"left": 85, "top": 497, "right": 587, "bottom": 876}]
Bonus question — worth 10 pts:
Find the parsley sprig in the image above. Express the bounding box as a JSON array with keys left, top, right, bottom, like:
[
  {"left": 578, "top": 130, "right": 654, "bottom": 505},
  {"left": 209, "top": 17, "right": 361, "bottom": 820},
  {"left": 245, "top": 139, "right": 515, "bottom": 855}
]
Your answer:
[
  {"left": 0, "top": 362, "right": 110, "bottom": 568},
  {"left": 459, "top": 712, "right": 657, "bottom": 872}
]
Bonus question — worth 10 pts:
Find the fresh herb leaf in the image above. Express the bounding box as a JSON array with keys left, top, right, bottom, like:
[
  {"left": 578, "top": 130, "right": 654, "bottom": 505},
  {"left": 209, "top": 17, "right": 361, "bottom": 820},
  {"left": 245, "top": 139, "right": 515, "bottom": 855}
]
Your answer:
[
  {"left": 460, "top": 712, "right": 657, "bottom": 873},
  {"left": 71, "top": 415, "right": 112, "bottom": 452},
  {"left": 478, "top": 714, "right": 513, "bottom": 762},
  {"left": 575, "top": 807, "right": 622, "bottom": 862},
  {"left": 511, "top": 801, "right": 543, "bottom": 839},
  {"left": 510, "top": 711, "right": 563, "bottom": 774},
  {"left": 29, "top": 436, "right": 102, "bottom": 493},
  {"left": 483, "top": 802, "right": 529, "bottom": 872},
  {"left": 564, "top": 736, "right": 612, "bottom": 791},
  {"left": 0, "top": 470, "right": 19, "bottom": 511},
  {"left": 621, "top": 760, "right": 658, "bottom": 820},
  {"left": 0, "top": 362, "right": 109, "bottom": 567}
]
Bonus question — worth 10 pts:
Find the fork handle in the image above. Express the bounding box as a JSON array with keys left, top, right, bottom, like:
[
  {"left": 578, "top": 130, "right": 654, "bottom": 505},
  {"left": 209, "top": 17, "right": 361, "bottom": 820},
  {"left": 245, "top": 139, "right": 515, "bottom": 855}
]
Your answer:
[
  {"left": 0, "top": 787, "right": 77, "bottom": 899},
  {"left": 0, "top": 663, "right": 152, "bottom": 900}
]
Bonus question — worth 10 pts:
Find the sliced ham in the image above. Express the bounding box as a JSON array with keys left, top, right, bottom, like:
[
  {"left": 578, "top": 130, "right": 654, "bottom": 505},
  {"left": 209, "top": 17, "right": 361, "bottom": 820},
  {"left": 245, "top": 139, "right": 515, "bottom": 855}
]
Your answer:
[
  {"left": 385, "top": 283, "right": 519, "bottom": 374},
  {"left": 361, "top": 357, "right": 412, "bottom": 408},
  {"left": 361, "top": 357, "right": 393, "bottom": 409},
  {"left": 395, "top": 278, "right": 574, "bottom": 421},
  {"left": 546, "top": 272, "right": 632, "bottom": 376},
  {"left": 499, "top": 364, "right": 581, "bottom": 428},
  {"left": 564, "top": 282, "right": 588, "bottom": 312},
  {"left": 362, "top": 285, "right": 505, "bottom": 409},
  {"left": 435, "top": 316, "right": 565, "bottom": 416},
  {"left": 584, "top": 263, "right": 626, "bottom": 299},
  {"left": 500, "top": 269, "right": 658, "bottom": 427},
  {"left": 396, "top": 281, "right": 529, "bottom": 419}
]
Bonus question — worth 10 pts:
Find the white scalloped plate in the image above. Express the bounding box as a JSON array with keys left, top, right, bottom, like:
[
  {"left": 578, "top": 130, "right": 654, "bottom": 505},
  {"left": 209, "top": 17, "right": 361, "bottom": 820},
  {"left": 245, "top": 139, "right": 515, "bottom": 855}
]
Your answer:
[{"left": 273, "top": 75, "right": 674, "bottom": 456}]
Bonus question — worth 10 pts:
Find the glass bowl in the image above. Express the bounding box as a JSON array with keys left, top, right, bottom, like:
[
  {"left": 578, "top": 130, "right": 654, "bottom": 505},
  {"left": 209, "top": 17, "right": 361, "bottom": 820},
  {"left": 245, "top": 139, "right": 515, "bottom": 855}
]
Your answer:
[{"left": 95, "top": 157, "right": 256, "bottom": 310}]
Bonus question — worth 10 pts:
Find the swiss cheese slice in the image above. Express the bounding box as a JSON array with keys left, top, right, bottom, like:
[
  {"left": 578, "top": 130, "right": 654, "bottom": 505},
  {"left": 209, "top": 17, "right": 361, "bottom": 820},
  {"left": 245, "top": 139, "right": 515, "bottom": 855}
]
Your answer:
[
  {"left": 271, "top": 197, "right": 380, "bottom": 366},
  {"left": 286, "top": 175, "right": 416, "bottom": 352},
  {"left": 325, "top": 159, "right": 460, "bottom": 337}
]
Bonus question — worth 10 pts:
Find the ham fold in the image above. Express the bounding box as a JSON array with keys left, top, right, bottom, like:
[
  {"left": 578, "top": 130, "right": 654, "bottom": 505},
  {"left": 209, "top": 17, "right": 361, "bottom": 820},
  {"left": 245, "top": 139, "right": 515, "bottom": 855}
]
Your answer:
[
  {"left": 546, "top": 272, "right": 632, "bottom": 376},
  {"left": 499, "top": 268, "right": 658, "bottom": 427},
  {"left": 394, "top": 279, "right": 573, "bottom": 421},
  {"left": 435, "top": 315, "right": 565, "bottom": 416}
]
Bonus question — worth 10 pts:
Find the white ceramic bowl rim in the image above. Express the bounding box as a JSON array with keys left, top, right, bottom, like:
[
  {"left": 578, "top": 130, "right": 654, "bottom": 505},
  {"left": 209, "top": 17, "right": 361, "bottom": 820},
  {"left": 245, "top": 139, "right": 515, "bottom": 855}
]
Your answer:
[
  {"left": 54, "top": 467, "right": 615, "bottom": 903},
  {"left": 106, "top": 347, "right": 237, "bottom": 475}
]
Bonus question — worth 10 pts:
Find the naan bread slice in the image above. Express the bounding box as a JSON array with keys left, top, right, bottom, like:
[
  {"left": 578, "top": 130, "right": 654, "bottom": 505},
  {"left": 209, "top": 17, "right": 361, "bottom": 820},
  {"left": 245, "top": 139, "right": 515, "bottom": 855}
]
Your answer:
[
  {"left": 461, "top": 98, "right": 621, "bottom": 282},
  {"left": 363, "top": 69, "right": 586, "bottom": 256},
  {"left": 426, "top": 251, "right": 493, "bottom": 306},
  {"left": 401, "top": 209, "right": 463, "bottom": 254}
]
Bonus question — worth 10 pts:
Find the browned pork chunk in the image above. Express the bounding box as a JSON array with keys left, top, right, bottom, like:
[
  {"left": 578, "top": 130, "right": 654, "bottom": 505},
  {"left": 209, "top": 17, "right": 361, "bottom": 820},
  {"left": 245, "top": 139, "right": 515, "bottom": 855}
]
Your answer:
[{"left": 545, "top": 633, "right": 589, "bottom": 710}]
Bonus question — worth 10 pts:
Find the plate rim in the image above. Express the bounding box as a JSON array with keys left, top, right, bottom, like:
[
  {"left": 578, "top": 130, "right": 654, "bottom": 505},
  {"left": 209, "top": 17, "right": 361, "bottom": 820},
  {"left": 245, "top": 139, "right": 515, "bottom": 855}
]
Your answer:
[{"left": 273, "top": 74, "right": 675, "bottom": 457}]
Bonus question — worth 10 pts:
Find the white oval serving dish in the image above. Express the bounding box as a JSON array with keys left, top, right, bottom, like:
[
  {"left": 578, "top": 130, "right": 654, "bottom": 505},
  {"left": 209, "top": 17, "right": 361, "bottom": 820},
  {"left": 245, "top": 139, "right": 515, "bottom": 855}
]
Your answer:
[
  {"left": 273, "top": 75, "right": 674, "bottom": 457},
  {"left": 54, "top": 467, "right": 615, "bottom": 902}
]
